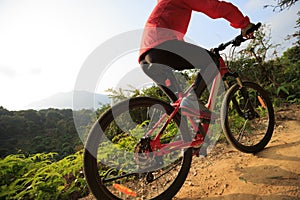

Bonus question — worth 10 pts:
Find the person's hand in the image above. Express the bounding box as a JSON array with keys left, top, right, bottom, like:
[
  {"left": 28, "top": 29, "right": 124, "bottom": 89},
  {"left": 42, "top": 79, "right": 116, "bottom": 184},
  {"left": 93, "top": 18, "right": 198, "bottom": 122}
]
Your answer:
[{"left": 241, "top": 23, "right": 255, "bottom": 39}]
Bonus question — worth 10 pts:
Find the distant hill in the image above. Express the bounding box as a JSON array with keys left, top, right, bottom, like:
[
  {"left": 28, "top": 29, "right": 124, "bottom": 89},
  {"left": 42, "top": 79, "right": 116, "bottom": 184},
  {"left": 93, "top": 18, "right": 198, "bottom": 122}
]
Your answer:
[
  {"left": 0, "top": 106, "right": 95, "bottom": 158},
  {"left": 25, "top": 90, "right": 110, "bottom": 110}
]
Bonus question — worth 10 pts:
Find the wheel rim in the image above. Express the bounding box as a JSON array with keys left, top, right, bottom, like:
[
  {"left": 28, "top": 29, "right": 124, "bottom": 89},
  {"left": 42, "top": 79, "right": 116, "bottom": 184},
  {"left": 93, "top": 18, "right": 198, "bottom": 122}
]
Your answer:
[
  {"left": 225, "top": 84, "right": 273, "bottom": 149},
  {"left": 88, "top": 98, "right": 191, "bottom": 199}
]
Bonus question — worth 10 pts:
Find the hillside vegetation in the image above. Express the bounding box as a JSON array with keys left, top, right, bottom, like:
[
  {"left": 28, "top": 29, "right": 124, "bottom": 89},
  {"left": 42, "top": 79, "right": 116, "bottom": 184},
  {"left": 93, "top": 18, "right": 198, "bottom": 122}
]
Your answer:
[{"left": 0, "top": 108, "right": 94, "bottom": 159}]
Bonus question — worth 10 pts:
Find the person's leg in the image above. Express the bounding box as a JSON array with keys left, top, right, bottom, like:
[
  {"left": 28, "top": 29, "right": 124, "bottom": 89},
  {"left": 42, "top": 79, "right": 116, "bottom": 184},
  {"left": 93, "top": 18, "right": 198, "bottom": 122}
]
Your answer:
[
  {"left": 140, "top": 61, "right": 179, "bottom": 101},
  {"left": 140, "top": 45, "right": 194, "bottom": 101},
  {"left": 154, "top": 40, "right": 219, "bottom": 71},
  {"left": 141, "top": 40, "right": 219, "bottom": 98}
]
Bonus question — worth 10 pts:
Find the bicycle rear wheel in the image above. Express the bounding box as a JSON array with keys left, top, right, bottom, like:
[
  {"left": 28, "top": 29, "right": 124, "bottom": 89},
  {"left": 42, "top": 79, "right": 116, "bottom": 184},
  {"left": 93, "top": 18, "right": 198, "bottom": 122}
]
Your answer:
[
  {"left": 84, "top": 97, "right": 192, "bottom": 200},
  {"left": 221, "top": 82, "right": 274, "bottom": 153}
]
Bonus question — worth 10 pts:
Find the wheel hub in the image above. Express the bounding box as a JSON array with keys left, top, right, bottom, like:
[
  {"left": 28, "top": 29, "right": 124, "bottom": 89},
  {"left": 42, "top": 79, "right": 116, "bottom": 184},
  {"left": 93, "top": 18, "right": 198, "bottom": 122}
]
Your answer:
[{"left": 134, "top": 137, "right": 154, "bottom": 169}]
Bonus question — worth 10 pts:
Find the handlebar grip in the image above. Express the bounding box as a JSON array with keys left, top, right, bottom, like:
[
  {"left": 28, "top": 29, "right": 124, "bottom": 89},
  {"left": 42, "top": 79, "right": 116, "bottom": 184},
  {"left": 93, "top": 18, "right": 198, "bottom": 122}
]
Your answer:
[
  {"left": 232, "top": 35, "right": 245, "bottom": 46},
  {"left": 215, "top": 22, "right": 262, "bottom": 50},
  {"left": 246, "top": 22, "right": 262, "bottom": 35}
]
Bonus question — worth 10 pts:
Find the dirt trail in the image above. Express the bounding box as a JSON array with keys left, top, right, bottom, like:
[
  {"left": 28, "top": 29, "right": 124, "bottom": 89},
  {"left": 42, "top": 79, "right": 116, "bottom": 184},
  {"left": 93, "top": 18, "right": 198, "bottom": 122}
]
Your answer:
[
  {"left": 81, "top": 105, "right": 300, "bottom": 200},
  {"left": 174, "top": 104, "right": 300, "bottom": 200}
]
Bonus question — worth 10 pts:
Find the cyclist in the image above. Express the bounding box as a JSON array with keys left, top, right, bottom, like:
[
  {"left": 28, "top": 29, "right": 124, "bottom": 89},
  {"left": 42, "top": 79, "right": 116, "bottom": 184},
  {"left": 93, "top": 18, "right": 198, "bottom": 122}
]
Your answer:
[{"left": 139, "top": 0, "right": 255, "bottom": 116}]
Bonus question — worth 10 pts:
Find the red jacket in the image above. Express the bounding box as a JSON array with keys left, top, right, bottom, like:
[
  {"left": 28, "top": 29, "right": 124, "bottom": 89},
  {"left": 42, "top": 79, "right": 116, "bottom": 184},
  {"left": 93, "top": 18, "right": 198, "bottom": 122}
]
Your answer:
[{"left": 139, "top": 0, "right": 250, "bottom": 62}]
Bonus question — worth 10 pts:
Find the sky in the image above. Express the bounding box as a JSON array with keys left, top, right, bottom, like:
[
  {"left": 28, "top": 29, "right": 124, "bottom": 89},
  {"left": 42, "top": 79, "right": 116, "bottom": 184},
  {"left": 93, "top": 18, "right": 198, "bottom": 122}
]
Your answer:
[{"left": 0, "top": 0, "right": 299, "bottom": 110}]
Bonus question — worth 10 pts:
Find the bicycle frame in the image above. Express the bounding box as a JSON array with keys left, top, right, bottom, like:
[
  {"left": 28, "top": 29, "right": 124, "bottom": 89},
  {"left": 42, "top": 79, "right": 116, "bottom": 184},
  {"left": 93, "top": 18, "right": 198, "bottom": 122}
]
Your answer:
[{"left": 146, "top": 56, "right": 234, "bottom": 156}]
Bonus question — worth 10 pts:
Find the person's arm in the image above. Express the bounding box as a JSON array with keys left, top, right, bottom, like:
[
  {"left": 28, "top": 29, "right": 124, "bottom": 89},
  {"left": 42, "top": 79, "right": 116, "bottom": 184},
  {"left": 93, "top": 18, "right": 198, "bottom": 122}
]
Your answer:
[{"left": 184, "top": 0, "right": 250, "bottom": 29}]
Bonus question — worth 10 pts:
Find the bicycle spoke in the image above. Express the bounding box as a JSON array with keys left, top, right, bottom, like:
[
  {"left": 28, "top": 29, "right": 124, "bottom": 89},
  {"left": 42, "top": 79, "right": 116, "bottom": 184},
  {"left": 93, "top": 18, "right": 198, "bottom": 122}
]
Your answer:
[{"left": 237, "top": 119, "right": 248, "bottom": 142}]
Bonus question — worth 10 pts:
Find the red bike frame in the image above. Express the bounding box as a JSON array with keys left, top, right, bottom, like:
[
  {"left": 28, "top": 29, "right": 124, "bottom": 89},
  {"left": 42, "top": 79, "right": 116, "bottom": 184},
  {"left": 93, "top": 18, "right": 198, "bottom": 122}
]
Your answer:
[{"left": 146, "top": 56, "right": 229, "bottom": 156}]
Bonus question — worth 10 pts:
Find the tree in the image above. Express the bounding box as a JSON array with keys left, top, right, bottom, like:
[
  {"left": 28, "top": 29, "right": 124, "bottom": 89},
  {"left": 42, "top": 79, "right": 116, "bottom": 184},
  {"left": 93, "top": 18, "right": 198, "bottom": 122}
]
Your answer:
[
  {"left": 286, "top": 11, "right": 300, "bottom": 46},
  {"left": 0, "top": 106, "right": 10, "bottom": 116},
  {"left": 230, "top": 24, "right": 279, "bottom": 86},
  {"left": 244, "top": 24, "right": 279, "bottom": 64},
  {"left": 264, "top": 0, "right": 299, "bottom": 11},
  {"left": 276, "top": 45, "right": 300, "bottom": 100}
]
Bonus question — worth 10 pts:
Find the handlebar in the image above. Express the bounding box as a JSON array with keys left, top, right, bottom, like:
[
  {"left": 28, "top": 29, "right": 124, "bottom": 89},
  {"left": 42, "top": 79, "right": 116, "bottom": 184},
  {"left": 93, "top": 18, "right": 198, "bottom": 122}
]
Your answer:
[{"left": 214, "top": 23, "right": 262, "bottom": 53}]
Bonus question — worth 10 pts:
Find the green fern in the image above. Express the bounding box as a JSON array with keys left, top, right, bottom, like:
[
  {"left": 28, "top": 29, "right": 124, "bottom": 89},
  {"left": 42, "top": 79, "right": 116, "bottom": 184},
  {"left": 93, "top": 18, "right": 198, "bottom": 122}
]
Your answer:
[{"left": 0, "top": 151, "right": 88, "bottom": 200}]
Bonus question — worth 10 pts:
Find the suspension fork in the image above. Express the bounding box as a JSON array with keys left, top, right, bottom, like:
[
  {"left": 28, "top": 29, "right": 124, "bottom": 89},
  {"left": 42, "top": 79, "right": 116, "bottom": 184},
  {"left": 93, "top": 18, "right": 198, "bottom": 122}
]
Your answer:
[
  {"left": 223, "top": 71, "right": 258, "bottom": 119},
  {"left": 219, "top": 55, "right": 258, "bottom": 120},
  {"left": 222, "top": 69, "right": 245, "bottom": 117}
]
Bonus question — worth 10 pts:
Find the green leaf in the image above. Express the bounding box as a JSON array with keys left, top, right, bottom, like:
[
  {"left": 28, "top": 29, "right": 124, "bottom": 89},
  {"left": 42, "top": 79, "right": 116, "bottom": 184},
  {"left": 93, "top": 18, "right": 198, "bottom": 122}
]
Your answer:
[{"left": 276, "top": 86, "right": 289, "bottom": 96}]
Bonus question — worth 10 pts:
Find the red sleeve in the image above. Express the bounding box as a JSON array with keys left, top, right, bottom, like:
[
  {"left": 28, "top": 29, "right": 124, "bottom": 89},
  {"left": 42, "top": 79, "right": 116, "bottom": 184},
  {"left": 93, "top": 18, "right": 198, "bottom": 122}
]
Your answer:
[{"left": 183, "top": 0, "right": 250, "bottom": 29}]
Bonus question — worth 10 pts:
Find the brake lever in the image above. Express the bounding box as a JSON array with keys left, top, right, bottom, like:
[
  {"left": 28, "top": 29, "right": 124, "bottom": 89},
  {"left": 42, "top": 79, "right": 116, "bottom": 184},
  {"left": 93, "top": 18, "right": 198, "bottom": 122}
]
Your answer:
[{"left": 233, "top": 22, "right": 262, "bottom": 46}]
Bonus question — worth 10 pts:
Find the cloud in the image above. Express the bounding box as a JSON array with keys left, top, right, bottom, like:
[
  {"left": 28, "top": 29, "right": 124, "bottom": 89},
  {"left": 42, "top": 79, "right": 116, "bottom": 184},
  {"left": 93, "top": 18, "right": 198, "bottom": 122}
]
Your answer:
[
  {"left": 28, "top": 68, "right": 42, "bottom": 75},
  {"left": 0, "top": 66, "right": 18, "bottom": 78}
]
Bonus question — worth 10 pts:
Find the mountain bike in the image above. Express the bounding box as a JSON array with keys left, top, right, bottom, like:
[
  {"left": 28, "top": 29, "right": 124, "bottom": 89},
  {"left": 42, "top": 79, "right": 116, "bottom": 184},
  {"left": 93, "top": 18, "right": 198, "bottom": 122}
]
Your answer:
[{"left": 83, "top": 23, "right": 275, "bottom": 200}]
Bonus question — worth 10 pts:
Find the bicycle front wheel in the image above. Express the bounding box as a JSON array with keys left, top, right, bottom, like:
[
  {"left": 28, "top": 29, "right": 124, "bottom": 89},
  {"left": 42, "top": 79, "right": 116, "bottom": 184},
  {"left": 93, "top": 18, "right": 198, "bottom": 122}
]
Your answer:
[
  {"left": 83, "top": 97, "right": 192, "bottom": 200},
  {"left": 221, "top": 82, "right": 275, "bottom": 153}
]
